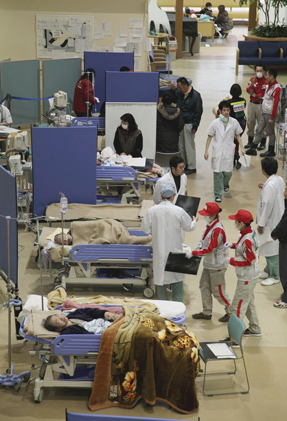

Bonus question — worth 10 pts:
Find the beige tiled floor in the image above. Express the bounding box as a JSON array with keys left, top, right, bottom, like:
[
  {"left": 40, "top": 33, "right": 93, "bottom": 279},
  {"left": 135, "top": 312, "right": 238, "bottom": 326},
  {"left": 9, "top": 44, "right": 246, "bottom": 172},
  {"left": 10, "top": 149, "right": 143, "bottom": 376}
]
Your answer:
[{"left": 1, "top": 25, "right": 287, "bottom": 421}]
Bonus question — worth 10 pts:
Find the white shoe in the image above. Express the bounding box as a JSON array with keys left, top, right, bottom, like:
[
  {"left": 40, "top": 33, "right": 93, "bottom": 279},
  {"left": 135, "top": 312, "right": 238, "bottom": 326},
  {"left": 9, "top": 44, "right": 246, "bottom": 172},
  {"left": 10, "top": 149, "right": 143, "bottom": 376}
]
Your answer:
[
  {"left": 261, "top": 278, "right": 280, "bottom": 286},
  {"left": 259, "top": 272, "right": 268, "bottom": 279}
]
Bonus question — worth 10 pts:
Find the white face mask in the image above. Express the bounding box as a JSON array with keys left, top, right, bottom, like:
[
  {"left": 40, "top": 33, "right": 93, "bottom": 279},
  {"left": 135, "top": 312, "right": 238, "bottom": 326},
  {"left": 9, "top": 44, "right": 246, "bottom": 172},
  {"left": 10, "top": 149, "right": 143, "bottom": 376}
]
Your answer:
[
  {"left": 256, "top": 72, "right": 263, "bottom": 79},
  {"left": 204, "top": 215, "right": 211, "bottom": 223},
  {"left": 122, "top": 124, "right": 128, "bottom": 130},
  {"left": 234, "top": 221, "right": 241, "bottom": 230}
]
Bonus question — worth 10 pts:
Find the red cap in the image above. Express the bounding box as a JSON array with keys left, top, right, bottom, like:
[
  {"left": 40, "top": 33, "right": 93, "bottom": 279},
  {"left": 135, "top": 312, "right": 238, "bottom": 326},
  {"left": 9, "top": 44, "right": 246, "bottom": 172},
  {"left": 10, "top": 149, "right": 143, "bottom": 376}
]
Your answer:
[
  {"left": 198, "top": 202, "right": 220, "bottom": 216},
  {"left": 229, "top": 209, "right": 253, "bottom": 224}
]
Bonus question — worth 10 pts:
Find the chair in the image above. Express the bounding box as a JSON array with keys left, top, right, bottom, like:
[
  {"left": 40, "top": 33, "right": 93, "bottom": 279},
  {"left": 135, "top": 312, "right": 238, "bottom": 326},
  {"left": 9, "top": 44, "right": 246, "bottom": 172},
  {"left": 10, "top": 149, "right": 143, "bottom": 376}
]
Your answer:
[
  {"left": 66, "top": 411, "right": 200, "bottom": 421},
  {"left": 149, "top": 45, "right": 172, "bottom": 75},
  {"left": 260, "top": 41, "right": 282, "bottom": 65},
  {"left": 280, "top": 41, "right": 287, "bottom": 65},
  {"left": 155, "top": 151, "right": 181, "bottom": 167},
  {"left": 236, "top": 41, "right": 261, "bottom": 75},
  {"left": 199, "top": 314, "right": 250, "bottom": 396}
]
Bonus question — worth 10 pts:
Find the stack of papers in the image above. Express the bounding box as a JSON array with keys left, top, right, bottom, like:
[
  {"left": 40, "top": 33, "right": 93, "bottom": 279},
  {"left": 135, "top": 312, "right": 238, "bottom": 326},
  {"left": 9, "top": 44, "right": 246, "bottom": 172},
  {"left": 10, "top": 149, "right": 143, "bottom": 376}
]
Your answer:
[{"left": 207, "top": 343, "right": 236, "bottom": 358}]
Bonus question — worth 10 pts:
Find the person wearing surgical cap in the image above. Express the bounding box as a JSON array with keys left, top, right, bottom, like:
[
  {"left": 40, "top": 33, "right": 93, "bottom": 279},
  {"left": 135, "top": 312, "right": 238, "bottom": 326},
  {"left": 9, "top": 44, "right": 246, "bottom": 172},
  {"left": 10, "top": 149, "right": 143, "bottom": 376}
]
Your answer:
[{"left": 141, "top": 182, "right": 197, "bottom": 302}]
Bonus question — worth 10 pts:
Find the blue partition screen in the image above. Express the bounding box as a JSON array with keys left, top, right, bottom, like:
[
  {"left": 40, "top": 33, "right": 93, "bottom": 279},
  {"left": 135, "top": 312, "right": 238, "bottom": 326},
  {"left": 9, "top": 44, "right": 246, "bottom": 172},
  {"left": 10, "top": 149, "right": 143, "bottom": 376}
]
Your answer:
[
  {"left": 0, "top": 167, "right": 18, "bottom": 286},
  {"left": 32, "top": 126, "right": 97, "bottom": 217},
  {"left": 42, "top": 58, "right": 82, "bottom": 115},
  {"left": 0, "top": 60, "right": 40, "bottom": 125},
  {"left": 84, "top": 52, "right": 134, "bottom": 107},
  {"left": 106, "top": 72, "right": 159, "bottom": 103}
]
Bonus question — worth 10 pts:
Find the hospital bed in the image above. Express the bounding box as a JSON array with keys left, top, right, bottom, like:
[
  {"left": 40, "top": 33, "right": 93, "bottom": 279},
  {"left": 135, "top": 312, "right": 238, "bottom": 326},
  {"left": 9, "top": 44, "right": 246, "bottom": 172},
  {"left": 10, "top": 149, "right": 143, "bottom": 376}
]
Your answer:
[
  {"left": 96, "top": 166, "right": 141, "bottom": 204},
  {"left": 20, "top": 302, "right": 186, "bottom": 403},
  {"left": 39, "top": 227, "right": 154, "bottom": 298},
  {"left": 72, "top": 117, "right": 105, "bottom": 136}
]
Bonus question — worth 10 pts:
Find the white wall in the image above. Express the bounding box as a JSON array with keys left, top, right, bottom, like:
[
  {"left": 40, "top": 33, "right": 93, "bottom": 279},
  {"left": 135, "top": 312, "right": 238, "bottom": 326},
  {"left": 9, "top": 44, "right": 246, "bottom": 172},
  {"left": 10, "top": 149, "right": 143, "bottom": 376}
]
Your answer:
[
  {"left": 0, "top": 0, "right": 148, "bottom": 70},
  {"left": 259, "top": 2, "right": 287, "bottom": 25}
]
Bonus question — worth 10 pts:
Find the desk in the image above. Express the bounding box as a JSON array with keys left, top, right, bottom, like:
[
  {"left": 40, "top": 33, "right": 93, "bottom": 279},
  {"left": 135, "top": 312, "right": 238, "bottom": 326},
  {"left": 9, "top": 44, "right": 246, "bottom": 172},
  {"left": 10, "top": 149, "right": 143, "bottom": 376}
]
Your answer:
[
  {"left": 167, "top": 13, "right": 198, "bottom": 54},
  {"left": 148, "top": 32, "right": 169, "bottom": 45}
]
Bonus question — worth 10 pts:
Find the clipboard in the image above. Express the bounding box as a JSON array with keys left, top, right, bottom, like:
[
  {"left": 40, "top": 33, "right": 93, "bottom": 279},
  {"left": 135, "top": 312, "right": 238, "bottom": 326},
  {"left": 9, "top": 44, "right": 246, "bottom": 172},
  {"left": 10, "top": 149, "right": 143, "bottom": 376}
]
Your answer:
[
  {"left": 165, "top": 252, "right": 201, "bottom": 275},
  {"left": 175, "top": 195, "right": 201, "bottom": 218}
]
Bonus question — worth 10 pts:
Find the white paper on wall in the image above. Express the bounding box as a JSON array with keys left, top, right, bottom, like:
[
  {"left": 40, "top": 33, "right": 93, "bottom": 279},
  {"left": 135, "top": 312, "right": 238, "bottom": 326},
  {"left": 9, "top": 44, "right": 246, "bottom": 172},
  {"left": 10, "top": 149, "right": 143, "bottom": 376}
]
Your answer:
[
  {"left": 68, "top": 25, "right": 82, "bottom": 37},
  {"left": 134, "top": 58, "right": 141, "bottom": 71},
  {"left": 120, "top": 26, "right": 128, "bottom": 37},
  {"left": 114, "top": 35, "right": 127, "bottom": 47},
  {"left": 133, "top": 28, "right": 145, "bottom": 37},
  {"left": 129, "top": 34, "right": 142, "bottom": 43},
  {"left": 94, "top": 24, "right": 104, "bottom": 40},
  {"left": 126, "top": 42, "right": 142, "bottom": 56},
  {"left": 142, "top": 37, "right": 152, "bottom": 52},
  {"left": 37, "top": 37, "right": 46, "bottom": 46},
  {"left": 69, "top": 17, "right": 83, "bottom": 26},
  {"left": 129, "top": 18, "right": 143, "bottom": 29},
  {"left": 75, "top": 38, "right": 85, "bottom": 53},
  {"left": 113, "top": 46, "right": 126, "bottom": 52},
  {"left": 52, "top": 50, "right": 65, "bottom": 59},
  {"left": 85, "top": 38, "right": 94, "bottom": 51},
  {"left": 97, "top": 46, "right": 111, "bottom": 52},
  {"left": 68, "top": 38, "right": 75, "bottom": 48},
  {"left": 103, "top": 22, "right": 112, "bottom": 36},
  {"left": 83, "top": 23, "right": 94, "bottom": 38}
]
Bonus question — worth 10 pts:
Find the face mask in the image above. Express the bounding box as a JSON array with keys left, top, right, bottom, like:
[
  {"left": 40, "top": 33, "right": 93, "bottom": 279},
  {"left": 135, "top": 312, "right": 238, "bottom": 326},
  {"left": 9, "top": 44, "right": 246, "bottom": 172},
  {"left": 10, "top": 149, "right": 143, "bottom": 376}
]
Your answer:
[
  {"left": 219, "top": 113, "right": 228, "bottom": 122},
  {"left": 234, "top": 222, "right": 241, "bottom": 231},
  {"left": 204, "top": 215, "right": 211, "bottom": 223},
  {"left": 256, "top": 72, "right": 263, "bottom": 78},
  {"left": 122, "top": 124, "right": 128, "bottom": 130}
]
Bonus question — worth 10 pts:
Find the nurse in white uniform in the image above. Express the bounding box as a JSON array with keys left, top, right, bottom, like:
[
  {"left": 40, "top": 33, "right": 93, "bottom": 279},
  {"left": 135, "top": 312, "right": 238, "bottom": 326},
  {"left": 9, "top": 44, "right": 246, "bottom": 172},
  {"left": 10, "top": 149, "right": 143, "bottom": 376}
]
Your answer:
[
  {"left": 0, "top": 104, "right": 13, "bottom": 152},
  {"left": 141, "top": 182, "right": 197, "bottom": 302},
  {"left": 204, "top": 100, "right": 244, "bottom": 202},
  {"left": 257, "top": 157, "right": 285, "bottom": 286}
]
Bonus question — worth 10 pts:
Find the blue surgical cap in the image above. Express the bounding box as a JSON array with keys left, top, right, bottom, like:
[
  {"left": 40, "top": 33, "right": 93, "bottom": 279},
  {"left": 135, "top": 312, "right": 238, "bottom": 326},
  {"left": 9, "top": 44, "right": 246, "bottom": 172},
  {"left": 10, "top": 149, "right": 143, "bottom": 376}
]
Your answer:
[{"left": 161, "top": 182, "right": 176, "bottom": 198}]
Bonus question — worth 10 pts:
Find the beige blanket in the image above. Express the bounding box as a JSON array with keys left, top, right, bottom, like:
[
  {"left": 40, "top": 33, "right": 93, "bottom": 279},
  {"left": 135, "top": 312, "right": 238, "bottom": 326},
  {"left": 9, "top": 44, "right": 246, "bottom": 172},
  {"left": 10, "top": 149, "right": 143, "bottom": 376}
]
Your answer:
[
  {"left": 71, "top": 219, "right": 152, "bottom": 246},
  {"left": 45, "top": 200, "right": 153, "bottom": 222}
]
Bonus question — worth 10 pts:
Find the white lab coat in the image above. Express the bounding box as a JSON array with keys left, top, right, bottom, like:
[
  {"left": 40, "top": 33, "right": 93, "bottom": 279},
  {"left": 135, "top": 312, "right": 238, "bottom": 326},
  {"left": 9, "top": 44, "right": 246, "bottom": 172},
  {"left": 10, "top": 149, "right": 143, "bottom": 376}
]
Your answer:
[
  {"left": 141, "top": 200, "right": 196, "bottom": 285},
  {"left": 153, "top": 171, "right": 187, "bottom": 205},
  {"left": 206, "top": 117, "right": 242, "bottom": 172},
  {"left": 0, "top": 105, "right": 12, "bottom": 124},
  {"left": 257, "top": 174, "right": 285, "bottom": 256}
]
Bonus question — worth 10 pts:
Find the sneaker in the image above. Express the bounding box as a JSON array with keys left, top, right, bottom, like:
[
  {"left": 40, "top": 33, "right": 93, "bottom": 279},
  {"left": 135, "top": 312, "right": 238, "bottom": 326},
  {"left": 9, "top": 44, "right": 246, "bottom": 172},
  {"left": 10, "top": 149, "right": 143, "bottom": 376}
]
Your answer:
[
  {"left": 261, "top": 278, "right": 280, "bottom": 286},
  {"left": 219, "top": 336, "right": 239, "bottom": 347},
  {"left": 243, "top": 328, "right": 261, "bottom": 337},
  {"left": 273, "top": 300, "right": 287, "bottom": 308},
  {"left": 218, "top": 314, "right": 230, "bottom": 323},
  {"left": 192, "top": 312, "right": 212, "bottom": 320},
  {"left": 215, "top": 196, "right": 222, "bottom": 202},
  {"left": 259, "top": 272, "right": 269, "bottom": 279},
  {"left": 224, "top": 185, "right": 229, "bottom": 192}
]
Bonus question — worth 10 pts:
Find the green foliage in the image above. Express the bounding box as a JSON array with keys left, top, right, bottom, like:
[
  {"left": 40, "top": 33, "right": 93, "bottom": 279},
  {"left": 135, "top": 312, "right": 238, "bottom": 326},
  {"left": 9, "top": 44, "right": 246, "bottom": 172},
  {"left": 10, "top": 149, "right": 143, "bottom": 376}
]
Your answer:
[{"left": 251, "top": 24, "right": 287, "bottom": 37}]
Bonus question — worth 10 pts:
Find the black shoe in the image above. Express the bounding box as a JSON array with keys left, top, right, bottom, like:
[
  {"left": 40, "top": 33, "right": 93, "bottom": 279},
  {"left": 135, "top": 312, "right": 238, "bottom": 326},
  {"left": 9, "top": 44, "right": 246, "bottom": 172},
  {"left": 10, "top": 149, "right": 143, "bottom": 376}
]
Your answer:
[
  {"left": 257, "top": 140, "right": 266, "bottom": 150},
  {"left": 260, "top": 150, "right": 276, "bottom": 157},
  {"left": 185, "top": 168, "right": 196, "bottom": 175},
  {"left": 244, "top": 136, "right": 253, "bottom": 149},
  {"left": 236, "top": 160, "right": 242, "bottom": 170},
  {"left": 245, "top": 148, "right": 257, "bottom": 156}
]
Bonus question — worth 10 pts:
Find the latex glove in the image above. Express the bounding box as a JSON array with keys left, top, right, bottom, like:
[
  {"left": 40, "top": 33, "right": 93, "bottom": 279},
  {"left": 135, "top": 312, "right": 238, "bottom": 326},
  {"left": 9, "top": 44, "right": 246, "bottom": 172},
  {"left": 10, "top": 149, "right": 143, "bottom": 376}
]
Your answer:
[
  {"left": 224, "top": 241, "right": 233, "bottom": 249},
  {"left": 185, "top": 251, "right": 193, "bottom": 259},
  {"left": 94, "top": 97, "right": 100, "bottom": 103},
  {"left": 226, "top": 257, "right": 230, "bottom": 265}
]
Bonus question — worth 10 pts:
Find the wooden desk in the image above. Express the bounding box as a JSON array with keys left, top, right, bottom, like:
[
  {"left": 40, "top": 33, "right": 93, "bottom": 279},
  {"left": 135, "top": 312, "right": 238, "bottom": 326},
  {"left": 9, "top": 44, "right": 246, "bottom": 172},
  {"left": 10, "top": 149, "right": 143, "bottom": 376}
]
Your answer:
[{"left": 197, "top": 21, "right": 215, "bottom": 42}]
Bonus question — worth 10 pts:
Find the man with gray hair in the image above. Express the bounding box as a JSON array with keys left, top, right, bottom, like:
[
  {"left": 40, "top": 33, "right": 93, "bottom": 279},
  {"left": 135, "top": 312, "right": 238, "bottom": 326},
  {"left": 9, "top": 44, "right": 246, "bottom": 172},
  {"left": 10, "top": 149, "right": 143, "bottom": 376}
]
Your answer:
[{"left": 141, "top": 182, "right": 197, "bottom": 302}]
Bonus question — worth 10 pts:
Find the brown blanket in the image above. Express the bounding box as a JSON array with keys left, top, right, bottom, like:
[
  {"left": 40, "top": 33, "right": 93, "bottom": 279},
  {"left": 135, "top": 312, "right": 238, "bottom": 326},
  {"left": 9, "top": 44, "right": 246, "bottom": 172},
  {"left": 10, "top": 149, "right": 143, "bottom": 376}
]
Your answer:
[
  {"left": 71, "top": 219, "right": 152, "bottom": 246},
  {"left": 89, "top": 305, "right": 199, "bottom": 413}
]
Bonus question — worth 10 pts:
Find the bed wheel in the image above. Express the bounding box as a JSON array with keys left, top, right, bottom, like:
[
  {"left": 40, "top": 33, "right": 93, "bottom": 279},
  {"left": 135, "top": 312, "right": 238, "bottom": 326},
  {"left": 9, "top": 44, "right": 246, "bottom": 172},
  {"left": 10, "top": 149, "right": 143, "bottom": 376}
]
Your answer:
[
  {"left": 13, "top": 382, "right": 21, "bottom": 392},
  {"left": 34, "top": 388, "right": 44, "bottom": 403},
  {"left": 143, "top": 287, "right": 154, "bottom": 298}
]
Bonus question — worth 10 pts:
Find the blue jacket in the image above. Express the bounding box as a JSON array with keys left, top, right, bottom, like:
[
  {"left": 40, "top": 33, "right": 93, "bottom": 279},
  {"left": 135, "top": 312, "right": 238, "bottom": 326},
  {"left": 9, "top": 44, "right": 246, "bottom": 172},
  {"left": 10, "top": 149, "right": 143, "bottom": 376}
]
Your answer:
[
  {"left": 171, "top": 87, "right": 203, "bottom": 131},
  {"left": 60, "top": 307, "right": 107, "bottom": 335}
]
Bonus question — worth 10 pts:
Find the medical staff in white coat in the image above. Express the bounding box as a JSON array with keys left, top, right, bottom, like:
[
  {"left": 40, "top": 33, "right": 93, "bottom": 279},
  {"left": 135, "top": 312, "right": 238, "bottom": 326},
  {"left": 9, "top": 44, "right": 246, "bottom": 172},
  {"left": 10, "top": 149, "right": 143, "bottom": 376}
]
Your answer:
[
  {"left": 0, "top": 104, "right": 13, "bottom": 152},
  {"left": 142, "top": 182, "right": 197, "bottom": 302},
  {"left": 225, "top": 209, "right": 261, "bottom": 337},
  {"left": 153, "top": 155, "right": 187, "bottom": 205},
  {"left": 257, "top": 157, "right": 285, "bottom": 286},
  {"left": 204, "top": 100, "right": 244, "bottom": 202}
]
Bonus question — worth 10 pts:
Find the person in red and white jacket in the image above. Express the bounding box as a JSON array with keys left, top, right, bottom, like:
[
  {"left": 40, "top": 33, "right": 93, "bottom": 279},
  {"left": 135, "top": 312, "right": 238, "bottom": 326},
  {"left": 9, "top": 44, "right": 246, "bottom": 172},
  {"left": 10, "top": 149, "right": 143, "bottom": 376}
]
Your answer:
[
  {"left": 73, "top": 68, "right": 98, "bottom": 117},
  {"left": 186, "top": 202, "right": 231, "bottom": 322},
  {"left": 225, "top": 209, "right": 261, "bottom": 337},
  {"left": 245, "top": 65, "right": 268, "bottom": 150},
  {"left": 246, "top": 68, "right": 281, "bottom": 158}
]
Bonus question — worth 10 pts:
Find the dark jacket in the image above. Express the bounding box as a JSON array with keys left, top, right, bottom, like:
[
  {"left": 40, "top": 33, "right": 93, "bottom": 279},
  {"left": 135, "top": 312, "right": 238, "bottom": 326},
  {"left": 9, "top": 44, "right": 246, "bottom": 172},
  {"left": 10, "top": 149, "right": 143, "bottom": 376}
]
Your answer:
[
  {"left": 226, "top": 96, "right": 246, "bottom": 128},
  {"left": 114, "top": 127, "right": 143, "bottom": 157},
  {"left": 61, "top": 307, "right": 107, "bottom": 335},
  {"left": 170, "top": 87, "right": 203, "bottom": 131},
  {"left": 156, "top": 103, "right": 185, "bottom": 153},
  {"left": 214, "top": 10, "right": 234, "bottom": 31},
  {"left": 271, "top": 201, "right": 287, "bottom": 243}
]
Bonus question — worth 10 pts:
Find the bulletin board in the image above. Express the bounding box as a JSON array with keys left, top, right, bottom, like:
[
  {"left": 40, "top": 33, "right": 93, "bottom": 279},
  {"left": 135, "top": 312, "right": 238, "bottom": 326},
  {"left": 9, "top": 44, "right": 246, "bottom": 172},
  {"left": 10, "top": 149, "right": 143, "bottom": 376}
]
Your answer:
[
  {"left": 36, "top": 14, "right": 94, "bottom": 59},
  {"left": 105, "top": 102, "right": 157, "bottom": 160}
]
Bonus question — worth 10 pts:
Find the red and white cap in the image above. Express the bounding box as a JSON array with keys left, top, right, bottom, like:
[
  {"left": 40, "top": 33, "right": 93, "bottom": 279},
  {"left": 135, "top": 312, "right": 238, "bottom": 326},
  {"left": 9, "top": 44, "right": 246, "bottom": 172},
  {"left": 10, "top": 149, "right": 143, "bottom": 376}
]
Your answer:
[
  {"left": 198, "top": 202, "right": 221, "bottom": 216},
  {"left": 229, "top": 209, "right": 253, "bottom": 224}
]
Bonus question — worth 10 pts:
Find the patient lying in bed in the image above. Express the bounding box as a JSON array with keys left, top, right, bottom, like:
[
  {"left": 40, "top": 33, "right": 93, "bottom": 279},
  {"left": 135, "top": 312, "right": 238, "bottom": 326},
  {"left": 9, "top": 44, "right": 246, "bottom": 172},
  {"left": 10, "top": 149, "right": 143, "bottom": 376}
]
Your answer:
[
  {"left": 43, "top": 308, "right": 118, "bottom": 335},
  {"left": 47, "top": 219, "right": 152, "bottom": 260}
]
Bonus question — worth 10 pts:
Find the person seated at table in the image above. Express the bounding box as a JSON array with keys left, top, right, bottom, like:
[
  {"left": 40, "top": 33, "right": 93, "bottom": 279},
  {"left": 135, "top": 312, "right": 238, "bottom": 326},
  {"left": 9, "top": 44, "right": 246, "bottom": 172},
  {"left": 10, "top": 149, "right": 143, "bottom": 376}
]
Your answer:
[
  {"left": 43, "top": 308, "right": 118, "bottom": 335},
  {"left": 156, "top": 92, "right": 184, "bottom": 153},
  {"left": 214, "top": 5, "right": 233, "bottom": 38},
  {"left": 120, "top": 66, "right": 132, "bottom": 72},
  {"left": 0, "top": 104, "right": 13, "bottom": 152},
  {"left": 199, "top": 2, "right": 213, "bottom": 17},
  {"left": 73, "top": 68, "right": 98, "bottom": 117},
  {"left": 113, "top": 113, "right": 143, "bottom": 157}
]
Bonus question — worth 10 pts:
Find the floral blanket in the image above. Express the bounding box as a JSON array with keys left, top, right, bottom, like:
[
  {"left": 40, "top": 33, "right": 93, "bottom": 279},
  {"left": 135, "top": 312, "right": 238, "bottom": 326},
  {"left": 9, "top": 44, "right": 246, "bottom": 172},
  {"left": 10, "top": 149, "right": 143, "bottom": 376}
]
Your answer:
[{"left": 89, "top": 305, "right": 199, "bottom": 413}]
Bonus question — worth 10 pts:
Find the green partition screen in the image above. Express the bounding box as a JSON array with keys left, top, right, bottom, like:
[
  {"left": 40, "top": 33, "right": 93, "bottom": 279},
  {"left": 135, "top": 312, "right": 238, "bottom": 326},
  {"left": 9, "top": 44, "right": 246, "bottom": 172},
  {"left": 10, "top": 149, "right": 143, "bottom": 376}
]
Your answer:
[
  {"left": 42, "top": 58, "right": 82, "bottom": 115},
  {"left": 0, "top": 60, "right": 40, "bottom": 126}
]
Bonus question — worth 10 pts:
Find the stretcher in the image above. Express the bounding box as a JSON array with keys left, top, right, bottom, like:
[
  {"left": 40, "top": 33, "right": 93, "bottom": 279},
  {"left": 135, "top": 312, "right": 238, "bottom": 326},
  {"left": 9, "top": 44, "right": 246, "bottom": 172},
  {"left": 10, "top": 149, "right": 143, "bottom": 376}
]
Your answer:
[
  {"left": 96, "top": 166, "right": 140, "bottom": 204},
  {"left": 20, "top": 302, "right": 186, "bottom": 403},
  {"left": 40, "top": 228, "right": 154, "bottom": 298}
]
